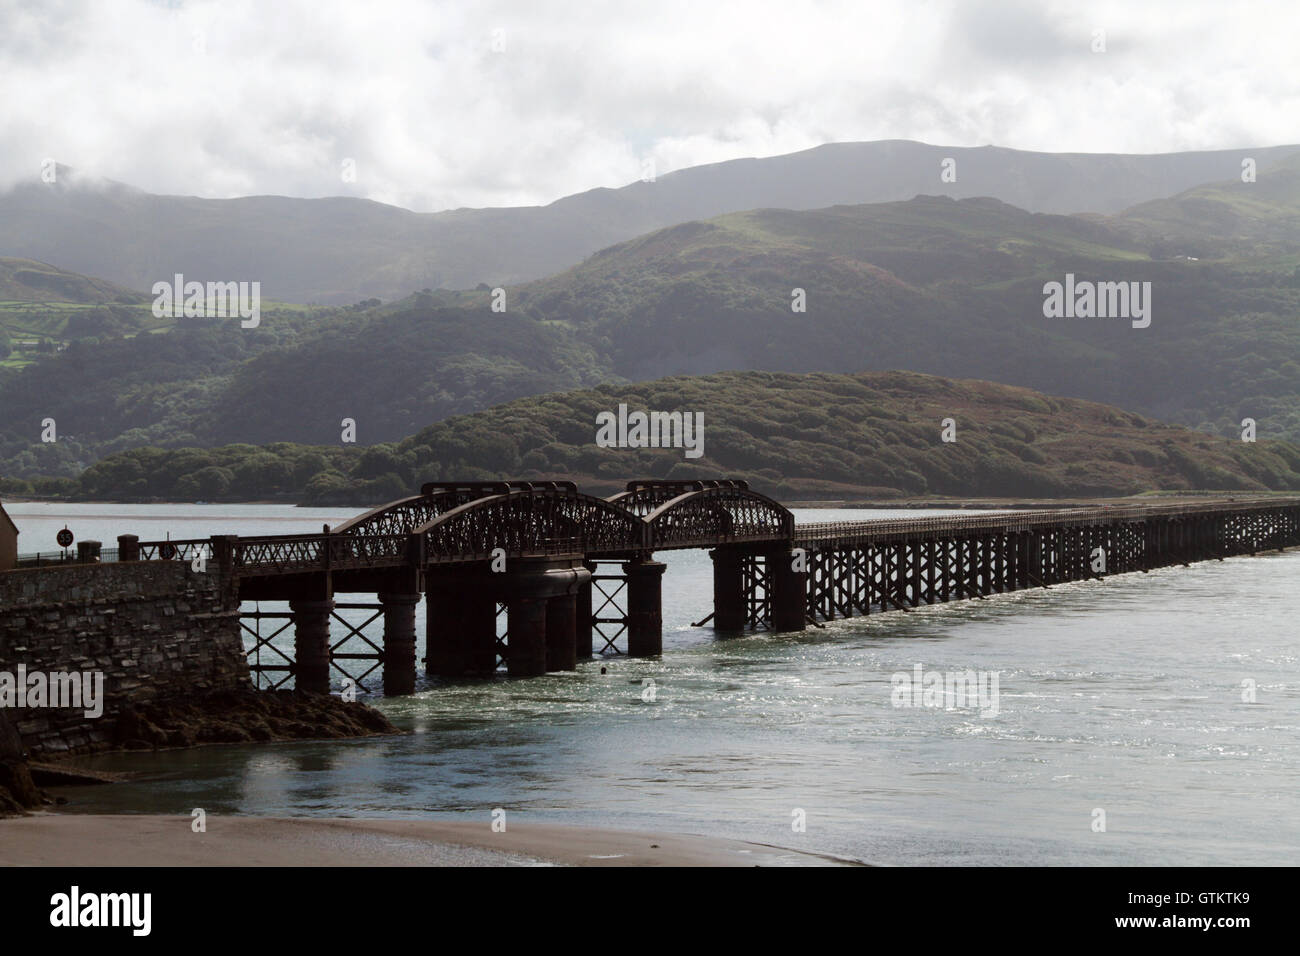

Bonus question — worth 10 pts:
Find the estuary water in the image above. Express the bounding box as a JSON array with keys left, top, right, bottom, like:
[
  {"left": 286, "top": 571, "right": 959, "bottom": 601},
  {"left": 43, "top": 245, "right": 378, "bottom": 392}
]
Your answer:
[{"left": 7, "top": 502, "right": 1300, "bottom": 865}]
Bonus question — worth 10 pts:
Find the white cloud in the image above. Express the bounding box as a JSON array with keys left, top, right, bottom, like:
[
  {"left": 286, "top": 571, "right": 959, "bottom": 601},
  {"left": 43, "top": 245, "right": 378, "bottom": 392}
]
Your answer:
[{"left": 2, "top": 0, "right": 1297, "bottom": 210}]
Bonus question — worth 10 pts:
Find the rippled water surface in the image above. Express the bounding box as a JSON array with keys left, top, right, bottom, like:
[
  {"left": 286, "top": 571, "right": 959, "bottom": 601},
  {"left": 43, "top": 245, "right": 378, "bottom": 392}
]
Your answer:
[{"left": 10, "top": 502, "right": 1300, "bottom": 865}]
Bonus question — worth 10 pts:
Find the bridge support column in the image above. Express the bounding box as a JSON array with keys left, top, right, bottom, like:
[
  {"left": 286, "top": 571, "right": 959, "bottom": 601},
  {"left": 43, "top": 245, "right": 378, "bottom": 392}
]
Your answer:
[
  {"left": 710, "top": 548, "right": 746, "bottom": 632},
  {"left": 508, "top": 598, "right": 548, "bottom": 677},
  {"left": 290, "top": 599, "right": 333, "bottom": 694},
  {"left": 768, "top": 548, "right": 807, "bottom": 632},
  {"left": 379, "top": 590, "right": 421, "bottom": 696},
  {"left": 624, "top": 558, "right": 666, "bottom": 657},
  {"left": 546, "top": 593, "right": 579, "bottom": 672},
  {"left": 426, "top": 572, "right": 497, "bottom": 677},
  {"left": 505, "top": 557, "right": 590, "bottom": 676}
]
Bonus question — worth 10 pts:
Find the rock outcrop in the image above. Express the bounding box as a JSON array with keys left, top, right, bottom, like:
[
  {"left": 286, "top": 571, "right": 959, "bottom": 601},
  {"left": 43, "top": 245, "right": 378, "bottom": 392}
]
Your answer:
[
  {"left": 110, "top": 689, "right": 399, "bottom": 751},
  {"left": 0, "top": 709, "right": 41, "bottom": 815}
]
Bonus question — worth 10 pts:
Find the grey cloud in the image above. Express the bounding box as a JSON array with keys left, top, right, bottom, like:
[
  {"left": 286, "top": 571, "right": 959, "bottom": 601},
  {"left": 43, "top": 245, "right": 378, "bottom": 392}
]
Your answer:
[{"left": 0, "top": 0, "right": 1295, "bottom": 209}]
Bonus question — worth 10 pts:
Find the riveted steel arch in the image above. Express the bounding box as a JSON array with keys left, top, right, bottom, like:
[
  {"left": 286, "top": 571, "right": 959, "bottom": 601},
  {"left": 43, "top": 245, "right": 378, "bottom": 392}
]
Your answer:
[
  {"left": 330, "top": 483, "right": 564, "bottom": 537},
  {"left": 611, "top": 479, "right": 754, "bottom": 516},
  {"left": 642, "top": 485, "right": 794, "bottom": 550},
  {"left": 417, "top": 489, "right": 650, "bottom": 563},
  {"left": 330, "top": 492, "right": 466, "bottom": 537}
]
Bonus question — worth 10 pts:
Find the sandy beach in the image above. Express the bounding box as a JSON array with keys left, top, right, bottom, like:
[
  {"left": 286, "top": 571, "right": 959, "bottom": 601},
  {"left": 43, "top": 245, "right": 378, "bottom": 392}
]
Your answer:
[{"left": 0, "top": 814, "right": 857, "bottom": 866}]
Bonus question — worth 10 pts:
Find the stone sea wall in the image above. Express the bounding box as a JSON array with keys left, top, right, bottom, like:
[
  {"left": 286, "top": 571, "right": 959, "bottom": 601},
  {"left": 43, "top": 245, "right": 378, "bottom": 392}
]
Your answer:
[{"left": 0, "top": 561, "right": 247, "bottom": 757}]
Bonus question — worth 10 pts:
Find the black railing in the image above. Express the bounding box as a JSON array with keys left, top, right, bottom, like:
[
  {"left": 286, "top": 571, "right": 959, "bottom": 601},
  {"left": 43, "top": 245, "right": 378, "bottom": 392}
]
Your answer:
[{"left": 14, "top": 548, "right": 119, "bottom": 567}]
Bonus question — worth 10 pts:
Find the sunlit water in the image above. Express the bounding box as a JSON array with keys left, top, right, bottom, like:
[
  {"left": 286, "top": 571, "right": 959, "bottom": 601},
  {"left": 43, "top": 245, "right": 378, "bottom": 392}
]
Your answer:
[{"left": 7, "top": 502, "right": 1300, "bottom": 865}]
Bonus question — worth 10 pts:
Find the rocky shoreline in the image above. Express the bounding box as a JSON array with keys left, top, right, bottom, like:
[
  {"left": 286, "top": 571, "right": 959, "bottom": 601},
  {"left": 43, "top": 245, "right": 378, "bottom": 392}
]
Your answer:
[
  {"left": 1, "top": 690, "right": 400, "bottom": 815},
  {"left": 111, "top": 688, "right": 399, "bottom": 750}
]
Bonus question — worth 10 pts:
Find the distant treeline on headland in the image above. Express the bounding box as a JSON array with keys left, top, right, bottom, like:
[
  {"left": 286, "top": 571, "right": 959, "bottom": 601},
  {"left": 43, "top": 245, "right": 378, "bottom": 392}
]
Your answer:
[{"left": 4, "top": 370, "right": 1299, "bottom": 508}]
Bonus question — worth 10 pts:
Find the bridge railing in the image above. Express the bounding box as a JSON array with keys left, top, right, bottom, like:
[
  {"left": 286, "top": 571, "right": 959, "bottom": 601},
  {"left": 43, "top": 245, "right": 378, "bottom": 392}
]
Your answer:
[
  {"left": 232, "top": 532, "right": 410, "bottom": 574},
  {"left": 651, "top": 528, "right": 795, "bottom": 549},
  {"left": 793, "top": 497, "right": 1300, "bottom": 545},
  {"left": 134, "top": 538, "right": 214, "bottom": 563},
  {"left": 424, "top": 534, "right": 590, "bottom": 564},
  {"left": 126, "top": 533, "right": 413, "bottom": 574},
  {"left": 14, "top": 551, "right": 92, "bottom": 568}
]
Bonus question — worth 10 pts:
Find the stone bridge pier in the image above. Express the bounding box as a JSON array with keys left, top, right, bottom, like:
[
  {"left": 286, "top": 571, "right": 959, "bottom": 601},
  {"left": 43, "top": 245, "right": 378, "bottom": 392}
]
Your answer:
[
  {"left": 376, "top": 568, "right": 422, "bottom": 696},
  {"left": 425, "top": 556, "right": 597, "bottom": 680}
]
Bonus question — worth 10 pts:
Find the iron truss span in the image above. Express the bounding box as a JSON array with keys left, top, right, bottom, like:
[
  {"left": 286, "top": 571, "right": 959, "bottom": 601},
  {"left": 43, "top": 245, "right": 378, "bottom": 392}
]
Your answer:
[
  {"left": 121, "top": 482, "right": 1300, "bottom": 575},
  {"left": 102, "top": 481, "right": 1300, "bottom": 697}
]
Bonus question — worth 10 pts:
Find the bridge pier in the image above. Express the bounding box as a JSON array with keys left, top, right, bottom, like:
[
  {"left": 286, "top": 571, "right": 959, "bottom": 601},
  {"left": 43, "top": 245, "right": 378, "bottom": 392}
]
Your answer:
[
  {"left": 768, "top": 548, "right": 807, "bottom": 632},
  {"left": 624, "top": 558, "right": 666, "bottom": 656},
  {"left": 710, "top": 548, "right": 746, "bottom": 632},
  {"left": 508, "top": 597, "right": 549, "bottom": 677},
  {"left": 505, "top": 557, "right": 591, "bottom": 676},
  {"left": 546, "top": 592, "right": 579, "bottom": 671},
  {"left": 425, "top": 570, "right": 497, "bottom": 677},
  {"left": 290, "top": 598, "right": 334, "bottom": 694},
  {"left": 379, "top": 589, "right": 421, "bottom": 695}
]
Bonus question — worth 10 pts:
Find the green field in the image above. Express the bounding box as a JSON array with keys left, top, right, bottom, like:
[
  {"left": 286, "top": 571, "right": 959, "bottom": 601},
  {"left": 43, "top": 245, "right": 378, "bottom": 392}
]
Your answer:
[
  {"left": 0, "top": 296, "right": 322, "bottom": 368},
  {"left": 0, "top": 301, "right": 169, "bottom": 368}
]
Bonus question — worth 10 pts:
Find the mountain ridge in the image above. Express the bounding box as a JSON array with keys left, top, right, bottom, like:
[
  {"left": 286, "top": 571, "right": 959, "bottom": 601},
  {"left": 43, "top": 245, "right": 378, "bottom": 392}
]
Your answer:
[{"left": 6, "top": 139, "right": 1299, "bottom": 303}]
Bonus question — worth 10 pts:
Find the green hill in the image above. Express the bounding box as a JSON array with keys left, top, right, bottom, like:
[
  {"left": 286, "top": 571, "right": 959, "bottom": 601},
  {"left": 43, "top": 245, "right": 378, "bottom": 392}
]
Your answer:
[
  {"left": 0, "top": 257, "right": 146, "bottom": 304},
  {"left": 6, "top": 158, "right": 1300, "bottom": 475},
  {"left": 0, "top": 258, "right": 159, "bottom": 368},
  {"left": 1112, "top": 151, "right": 1300, "bottom": 260},
  {"left": 18, "top": 370, "right": 1298, "bottom": 506}
]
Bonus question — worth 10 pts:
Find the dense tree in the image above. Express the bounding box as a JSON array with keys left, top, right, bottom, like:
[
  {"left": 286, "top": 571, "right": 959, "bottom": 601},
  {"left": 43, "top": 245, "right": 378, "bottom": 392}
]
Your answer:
[{"left": 22, "top": 369, "right": 1299, "bottom": 507}]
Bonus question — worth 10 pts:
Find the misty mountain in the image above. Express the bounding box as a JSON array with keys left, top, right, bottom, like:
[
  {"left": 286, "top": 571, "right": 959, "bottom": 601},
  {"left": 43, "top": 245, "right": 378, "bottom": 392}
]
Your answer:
[{"left": 3, "top": 141, "right": 1298, "bottom": 304}]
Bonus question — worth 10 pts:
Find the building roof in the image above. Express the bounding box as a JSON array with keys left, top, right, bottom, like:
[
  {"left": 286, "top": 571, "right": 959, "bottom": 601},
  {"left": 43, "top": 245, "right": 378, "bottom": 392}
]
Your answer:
[{"left": 0, "top": 499, "right": 18, "bottom": 536}]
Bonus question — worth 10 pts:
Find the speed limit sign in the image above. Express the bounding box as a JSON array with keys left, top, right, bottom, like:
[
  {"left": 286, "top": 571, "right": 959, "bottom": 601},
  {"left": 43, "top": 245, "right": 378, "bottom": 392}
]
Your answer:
[{"left": 56, "top": 527, "right": 74, "bottom": 548}]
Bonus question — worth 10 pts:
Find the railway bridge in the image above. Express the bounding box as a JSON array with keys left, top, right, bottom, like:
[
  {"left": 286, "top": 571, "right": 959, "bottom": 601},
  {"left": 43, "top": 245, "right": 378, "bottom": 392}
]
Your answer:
[{"left": 109, "top": 480, "right": 1300, "bottom": 696}]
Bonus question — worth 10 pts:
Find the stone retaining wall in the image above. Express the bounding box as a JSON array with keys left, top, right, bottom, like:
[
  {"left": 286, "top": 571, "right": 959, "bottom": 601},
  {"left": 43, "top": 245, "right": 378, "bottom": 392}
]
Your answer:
[{"left": 0, "top": 561, "right": 247, "bottom": 757}]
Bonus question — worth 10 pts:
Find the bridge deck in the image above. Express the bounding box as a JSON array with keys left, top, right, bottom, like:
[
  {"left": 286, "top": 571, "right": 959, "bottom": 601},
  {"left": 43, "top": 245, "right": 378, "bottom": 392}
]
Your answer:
[
  {"left": 102, "top": 489, "right": 1300, "bottom": 696},
  {"left": 120, "top": 494, "right": 1300, "bottom": 575},
  {"left": 793, "top": 498, "right": 1294, "bottom": 545}
]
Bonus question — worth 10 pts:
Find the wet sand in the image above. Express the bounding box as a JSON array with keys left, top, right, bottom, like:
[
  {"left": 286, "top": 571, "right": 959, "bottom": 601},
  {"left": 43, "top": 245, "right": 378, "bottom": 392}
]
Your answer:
[{"left": 0, "top": 814, "right": 857, "bottom": 866}]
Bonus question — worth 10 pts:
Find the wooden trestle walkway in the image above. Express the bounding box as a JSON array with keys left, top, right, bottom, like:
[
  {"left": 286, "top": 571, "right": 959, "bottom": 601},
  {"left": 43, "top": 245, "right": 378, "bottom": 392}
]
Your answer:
[{"left": 105, "top": 481, "right": 1300, "bottom": 696}]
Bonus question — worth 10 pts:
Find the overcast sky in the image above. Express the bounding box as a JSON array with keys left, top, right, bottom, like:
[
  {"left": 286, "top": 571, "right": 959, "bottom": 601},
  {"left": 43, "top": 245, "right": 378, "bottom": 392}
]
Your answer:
[{"left": 2, "top": 0, "right": 1296, "bottom": 211}]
